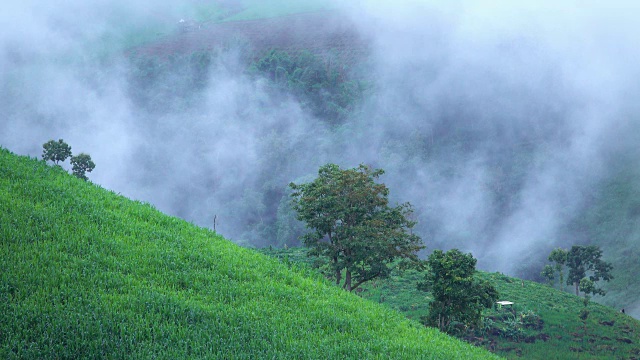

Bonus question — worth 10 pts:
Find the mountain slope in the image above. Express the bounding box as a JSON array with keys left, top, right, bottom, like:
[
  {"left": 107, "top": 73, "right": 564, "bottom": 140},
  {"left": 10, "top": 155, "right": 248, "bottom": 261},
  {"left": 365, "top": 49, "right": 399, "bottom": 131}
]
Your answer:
[
  {"left": 261, "top": 247, "right": 640, "bottom": 360},
  {"left": 571, "top": 164, "right": 640, "bottom": 318},
  {"left": 0, "top": 148, "right": 499, "bottom": 359}
]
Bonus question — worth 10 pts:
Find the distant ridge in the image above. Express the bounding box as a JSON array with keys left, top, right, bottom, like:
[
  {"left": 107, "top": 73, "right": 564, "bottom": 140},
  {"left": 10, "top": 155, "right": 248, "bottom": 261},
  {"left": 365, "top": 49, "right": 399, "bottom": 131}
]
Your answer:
[{"left": 128, "top": 11, "right": 370, "bottom": 64}]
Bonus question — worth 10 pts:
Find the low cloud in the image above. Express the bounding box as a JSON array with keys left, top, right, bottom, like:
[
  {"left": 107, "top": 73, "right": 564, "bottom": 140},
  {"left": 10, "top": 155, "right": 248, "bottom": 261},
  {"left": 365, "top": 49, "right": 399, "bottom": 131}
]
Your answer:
[{"left": 2, "top": 1, "right": 640, "bottom": 284}]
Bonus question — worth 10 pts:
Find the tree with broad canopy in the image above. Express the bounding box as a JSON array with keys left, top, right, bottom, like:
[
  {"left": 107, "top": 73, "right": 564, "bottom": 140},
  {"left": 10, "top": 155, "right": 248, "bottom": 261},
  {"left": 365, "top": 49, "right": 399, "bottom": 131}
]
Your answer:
[
  {"left": 42, "top": 139, "right": 72, "bottom": 165},
  {"left": 290, "top": 163, "right": 424, "bottom": 292},
  {"left": 566, "top": 245, "right": 613, "bottom": 297},
  {"left": 418, "top": 249, "right": 498, "bottom": 334}
]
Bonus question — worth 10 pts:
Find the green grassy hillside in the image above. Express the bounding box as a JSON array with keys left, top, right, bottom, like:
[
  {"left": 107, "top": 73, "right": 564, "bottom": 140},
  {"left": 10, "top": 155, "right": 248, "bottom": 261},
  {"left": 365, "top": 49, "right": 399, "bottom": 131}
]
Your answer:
[
  {"left": 0, "top": 148, "right": 499, "bottom": 359},
  {"left": 573, "top": 165, "right": 640, "bottom": 317},
  {"left": 261, "top": 247, "right": 640, "bottom": 359}
]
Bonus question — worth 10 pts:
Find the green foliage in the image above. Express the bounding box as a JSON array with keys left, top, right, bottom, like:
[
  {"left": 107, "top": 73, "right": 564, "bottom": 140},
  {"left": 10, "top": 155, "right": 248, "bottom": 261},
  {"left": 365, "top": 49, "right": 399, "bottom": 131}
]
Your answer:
[
  {"left": 250, "top": 49, "right": 365, "bottom": 124},
  {"left": 565, "top": 245, "right": 613, "bottom": 296},
  {"left": 128, "top": 48, "right": 364, "bottom": 123},
  {"left": 274, "top": 192, "right": 305, "bottom": 247},
  {"left": 540, "top": 265, "right": 554, "bottom": 286},
  {"left": 547, "top": 248, "right": 567, "bottom": 290},
  {"left": 518, "top": 310, "right": 542, "bottom": 329},
  {"left": 418, "top": 249, "right": 498, "bottom": 335},
  {"left": 0, "top": 148, "right": 499, "bottom": 360},
  {"left": 41, "top": 140, "right": 95, "bottom": 181},
  {"left": 500, "top": 313, "right": 525, "bottom": 341},
  {"left": 262, "top": 247, "right": 640, "bottom": 360},
  {"left": 70, "top": 153, "right": 96, "bottom": 181},
  {"left": 580, "top": 278, "right": 598, "bottom": 299},
  {"left": 42, "top": 139, "right": 72, "bottom": 165},
  {"left": 544, "top": 245, "right": 613, "bottom": 296},
  {"left": 290, "top": 163, "right": 424, "bottom": 292}
]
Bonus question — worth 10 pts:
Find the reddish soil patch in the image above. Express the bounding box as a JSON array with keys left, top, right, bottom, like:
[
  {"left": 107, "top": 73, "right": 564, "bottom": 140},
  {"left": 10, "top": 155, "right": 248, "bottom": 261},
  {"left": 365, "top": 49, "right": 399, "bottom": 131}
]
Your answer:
[{"left": 129, "top": 11, "right": 370, "bottom": 64}]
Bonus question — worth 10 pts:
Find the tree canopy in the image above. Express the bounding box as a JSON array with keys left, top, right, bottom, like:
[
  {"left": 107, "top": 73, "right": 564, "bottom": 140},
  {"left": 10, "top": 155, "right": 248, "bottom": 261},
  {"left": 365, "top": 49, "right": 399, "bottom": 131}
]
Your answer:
[
  {"left": 541, "top": 264, "right": 555, "bottom": 286},
  {"left": 289, "top": 163, "right": 424, "bottom": 291},
  {"left": 565, "top": 245, "right": 613, "bottom": 296},
  {"left": 70, "top": 153, "right": 96, "bottom": 181},
  {"left": 42, "top": 139, "right": 72, "bottom": 165},
  {"left": 541, "top": 247, "right": 568, "bottom": 290},
  {"left": 543, "top": 245, "right": 613, "bottom": 296},
  {"left": 418, "top": 249, "right": 498, "bottom": 334}
]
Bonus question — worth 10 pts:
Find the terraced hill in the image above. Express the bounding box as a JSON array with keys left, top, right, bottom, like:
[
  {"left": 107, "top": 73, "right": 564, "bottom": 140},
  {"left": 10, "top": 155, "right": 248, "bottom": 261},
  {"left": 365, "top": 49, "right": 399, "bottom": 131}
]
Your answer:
[
  {"left": 0, "top": 147, "right": 499, "bottom": 359},
  {"left": 128, "top": 11, "right": 369, "bottom": 64}
]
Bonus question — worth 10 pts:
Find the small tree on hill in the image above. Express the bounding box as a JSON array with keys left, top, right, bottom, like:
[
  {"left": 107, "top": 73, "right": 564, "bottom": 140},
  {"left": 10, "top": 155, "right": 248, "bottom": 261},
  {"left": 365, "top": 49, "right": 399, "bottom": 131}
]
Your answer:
[
  {"left": 418, "top": 249, "right": 498, "bottom": 334},
  {"left": 541, "top": 265, "right": 555, "bottom": 286},
  {"left": 578, "top": 278, "right": 596, "bottom": 347},
  {"left": 290, "top": 163, "right": 424, "bottom": 292},
  {"left": 70, "top": 153, "right": 95, "bottom": 181},
  {"left": 42, "top": 139, "right": 72, "bottom": 165},
  {"left": 566, "top": 245, "right": 613, "bottom": 296},
  {"left": 548, "top": 248, "right": 567, "bottom": 290}
]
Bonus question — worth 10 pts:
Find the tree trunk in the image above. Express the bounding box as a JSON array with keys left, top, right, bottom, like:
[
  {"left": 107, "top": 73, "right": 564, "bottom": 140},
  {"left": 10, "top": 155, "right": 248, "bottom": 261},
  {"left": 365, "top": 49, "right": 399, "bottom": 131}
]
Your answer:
[
  {"left": 334, "top": 256, "right": 341, "bottom": 286},
  {"left": 345, "top": 269, "right": 352, "bottom": 291},
  {"left": 330, "top": 234, "right": 341, "bottom": 286},
  {"left": 575, "top": 281, "right": 579, "bottom": 296}
]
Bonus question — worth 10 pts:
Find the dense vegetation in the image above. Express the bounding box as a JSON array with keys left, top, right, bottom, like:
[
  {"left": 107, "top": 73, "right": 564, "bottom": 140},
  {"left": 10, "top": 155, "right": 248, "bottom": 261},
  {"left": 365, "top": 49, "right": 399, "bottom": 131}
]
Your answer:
[
  {"left": 0, "top": 148, "right": 499, "bottom": 359},
  {"left": 541, "top": 245, "right": 613, "bottom": 297},
  {"left": 290, "top": 164, "right": 423, "bottom": 291},
  {"left": 419, "top": 249, "right": 498, "bottom": 334},
  {"left": 127, "top": 48, "right": 364, "bottom": 123},
  {"left": 261, "top": 247, "right": 640, "bottom": 359},
  {"left": 249, "top": 50, "right": 365, "bottom": 124}
]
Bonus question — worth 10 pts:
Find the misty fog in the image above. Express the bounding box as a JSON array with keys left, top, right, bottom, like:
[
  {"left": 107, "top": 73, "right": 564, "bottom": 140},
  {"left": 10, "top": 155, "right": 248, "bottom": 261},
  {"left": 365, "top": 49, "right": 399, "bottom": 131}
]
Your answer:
[{"left": 3, "top": 0, "right": 640, "bottom": 289}]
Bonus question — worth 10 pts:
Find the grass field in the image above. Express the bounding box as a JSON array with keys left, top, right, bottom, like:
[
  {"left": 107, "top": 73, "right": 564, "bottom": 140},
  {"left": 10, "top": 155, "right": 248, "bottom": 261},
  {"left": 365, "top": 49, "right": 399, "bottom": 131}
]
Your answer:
[
  {"left": 0, "top": 147, "right": 499, "bottom": 359},
  {"left": 260, "top": 247, "right": 640, "bottom": 359}
]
